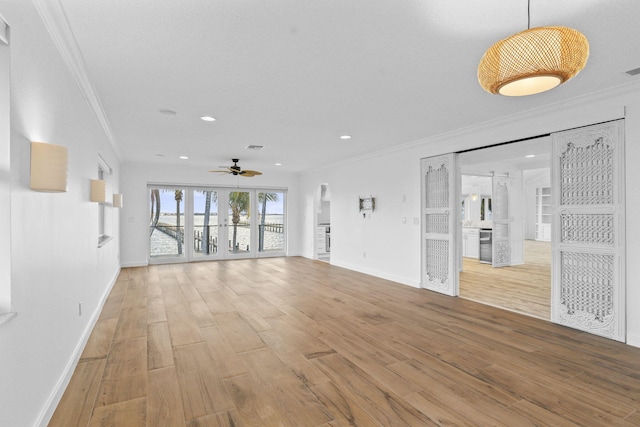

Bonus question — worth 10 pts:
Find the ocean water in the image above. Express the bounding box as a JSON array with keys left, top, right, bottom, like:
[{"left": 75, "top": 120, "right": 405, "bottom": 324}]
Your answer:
[{"left": 150, "top": 214, "right": 283, "bottom": 257}]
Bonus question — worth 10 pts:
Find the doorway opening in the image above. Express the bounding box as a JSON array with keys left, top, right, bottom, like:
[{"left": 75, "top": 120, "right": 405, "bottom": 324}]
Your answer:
[
  {"left": 316, "top": 183, "right": 331, "bottom": 262},
  {"left": 458, "top": 136, "right": 552, "bottom": 320}
]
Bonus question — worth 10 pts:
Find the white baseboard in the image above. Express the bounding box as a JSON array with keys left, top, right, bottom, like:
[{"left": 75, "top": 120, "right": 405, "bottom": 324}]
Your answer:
[
  {"left": 121, "top": 260, "right": 148, "bottom": 268},
  {"left": 626, "top": 332, "right": 640, "bottom": 348},
  {"left": 36, "top": 267, "right": 121, "bottom": 427},
  {"left": 330, "top": 260, "right": 421, "bottom": 288}
]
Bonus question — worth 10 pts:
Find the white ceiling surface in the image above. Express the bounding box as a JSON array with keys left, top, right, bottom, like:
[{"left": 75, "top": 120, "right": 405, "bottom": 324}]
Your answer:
[{"left": 58, "top": 0, "right": 640, "bottom": 172}]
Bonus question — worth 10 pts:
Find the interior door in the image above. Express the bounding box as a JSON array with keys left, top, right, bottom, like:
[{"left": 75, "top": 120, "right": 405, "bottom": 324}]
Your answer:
[
  {"left": 492, "top": 174, "right": 511, "bottom": 268},
  {"left": 421, "top": 153, "right": 459, "bottom": 296},
  {"left": 551, "top": 120, "right": 626, "bottom": 342}
]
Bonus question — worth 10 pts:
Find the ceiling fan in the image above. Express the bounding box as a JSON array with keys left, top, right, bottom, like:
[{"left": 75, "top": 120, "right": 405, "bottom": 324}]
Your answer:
[{"left": 209, "top": 159, "right": 262, "bottom": 177}]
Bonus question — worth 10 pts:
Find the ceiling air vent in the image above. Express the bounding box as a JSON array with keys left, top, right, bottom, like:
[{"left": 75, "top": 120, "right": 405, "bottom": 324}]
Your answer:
[
  {"left": 625, "top": 67, "right": 640, "bottom": 76},
  {"left": 245, "top": 145, "right": 265, "bottom": 150}
]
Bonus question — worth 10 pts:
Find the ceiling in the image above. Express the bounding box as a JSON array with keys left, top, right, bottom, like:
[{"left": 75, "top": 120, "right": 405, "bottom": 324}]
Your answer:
[{"left": 51, "top": 0, "right": 640, "bottom": 173}]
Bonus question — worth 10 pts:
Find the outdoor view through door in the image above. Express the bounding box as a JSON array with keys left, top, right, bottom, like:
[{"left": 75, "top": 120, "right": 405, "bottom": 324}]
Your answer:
[{"left": 149, "top": 186, "right": 285, "bottom": 262}]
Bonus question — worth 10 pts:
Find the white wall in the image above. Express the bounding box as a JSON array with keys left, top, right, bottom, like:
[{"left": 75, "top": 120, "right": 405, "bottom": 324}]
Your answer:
[
  {"left": 0, "top": 3, "right": 121, "bottom": 426},
  {"left": 299, "top": 82, "right": 640, "bottom": 347},
  {"left": 119, "top": 162, "right": 301, "bottom": 267}
]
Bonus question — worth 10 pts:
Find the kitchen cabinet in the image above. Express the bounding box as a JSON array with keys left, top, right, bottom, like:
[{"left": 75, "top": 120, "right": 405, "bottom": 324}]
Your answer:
[
  {"left": 316, "top": 226, "right": 328, "bottom": 254},
  {"left": 462, "top": 228, "right": 479, "bottom": 258}
]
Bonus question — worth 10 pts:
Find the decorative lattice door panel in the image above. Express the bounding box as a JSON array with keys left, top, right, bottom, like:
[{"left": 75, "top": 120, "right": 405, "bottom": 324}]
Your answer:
[
  {"left": 421, "top": 154, "right": 459, "bottom": 296},
  {"left": 492, "top": 174, "right": 511, "bottom": 268},
  {"left": 551, "top": 120, "right": 625, "bottom": 342}
]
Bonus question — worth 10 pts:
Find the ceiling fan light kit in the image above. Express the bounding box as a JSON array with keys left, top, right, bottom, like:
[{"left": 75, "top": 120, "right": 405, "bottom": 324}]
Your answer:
[{"left": 478, "top": 25, "right": 589, "bottom": 96}]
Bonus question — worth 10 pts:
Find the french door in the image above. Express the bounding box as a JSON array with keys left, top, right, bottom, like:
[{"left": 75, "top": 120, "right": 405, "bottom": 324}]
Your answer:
[{"left": 149, "top": 186, "right": 286, "bottom": 264}]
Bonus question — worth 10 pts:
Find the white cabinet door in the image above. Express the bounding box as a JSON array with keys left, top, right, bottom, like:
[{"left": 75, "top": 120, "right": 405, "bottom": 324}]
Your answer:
[
  {"left": 467, "top": 231, "right": 479, "bottom": 258},
  {"left": 462, "top": 229, "right": 479, "bottom": 259}
]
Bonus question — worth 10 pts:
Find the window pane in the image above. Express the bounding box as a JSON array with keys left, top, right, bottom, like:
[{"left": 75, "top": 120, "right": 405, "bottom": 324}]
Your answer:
[
  {"left": 149, "top": 187, "right": 185, "bottom": 257},
  {"left": 258, "top": 191, "right": 284, "bottom": 252},
  {"left": 193, "top": 190, "right": 218, "bottom": 256},
  {"left": 228, "top": 191, "right": 251, "bottom": 253}
]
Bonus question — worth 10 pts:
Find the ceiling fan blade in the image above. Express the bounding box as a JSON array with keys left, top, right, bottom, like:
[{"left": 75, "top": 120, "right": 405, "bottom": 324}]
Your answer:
[
  {"left": 208, "top": 169, "right": 230, "bottom": 173},
  {"left": 240, "top": 170, "right": 262, "bottom": 177}
]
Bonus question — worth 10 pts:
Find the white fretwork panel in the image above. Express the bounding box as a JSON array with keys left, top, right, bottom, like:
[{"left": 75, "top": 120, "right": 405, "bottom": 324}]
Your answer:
[
  {"left": 559, "top": 137, "right": 614, "bottom": 206},
  {"left": 552, "top": 120, "right": 625, "bottom": 342},
  {"left": 424, "top": 160, "right": 450, "bottom": 209},
  {"left": 425, "top": 213, "right": 449, "bottom": 234},
  {"left": 494, "top": 181, "right": 509, "bottom": 221},
  {"left": 560, "top": 213, "right": 614, "bottom": 246},
  {"left": 492, "top": 175, "right": 511, "bottom": 268},
  {"left": 557, "top": 251, "right": 616, "bottom": 336},
  {"left": 421, "top": 153, "right": 458, "bottom": 296},
  {"left": 425, "top": 238, "right": 449, "bottom": 291}
]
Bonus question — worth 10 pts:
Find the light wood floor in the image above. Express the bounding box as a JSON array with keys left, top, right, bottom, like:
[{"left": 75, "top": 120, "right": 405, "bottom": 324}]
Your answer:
[
  {"left": 460, "top": 240, "right": 551, "bottom": 320},
  {"left": 50, "top": 257, "right": 640, "bottom": 426}
]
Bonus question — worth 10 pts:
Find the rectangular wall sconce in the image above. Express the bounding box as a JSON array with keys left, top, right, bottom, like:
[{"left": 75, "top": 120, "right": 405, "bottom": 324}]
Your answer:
[
  {"left": 113, "top": 193, "right": 123, "bottom": 208},
  {"left": 30, "top": 142, "right": 68, "bottom": 192},
  {"left": 90, "top": 179, "right": 106, "bottom": 202}
]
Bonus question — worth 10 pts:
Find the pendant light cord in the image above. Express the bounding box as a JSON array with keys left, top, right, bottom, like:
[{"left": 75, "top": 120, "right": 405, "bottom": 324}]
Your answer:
[{"left": 527, "top": 0, "right": 531, "bottom": 29}]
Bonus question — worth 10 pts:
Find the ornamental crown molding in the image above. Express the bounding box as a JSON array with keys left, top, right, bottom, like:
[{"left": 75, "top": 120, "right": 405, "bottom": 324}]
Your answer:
[{"left": 33, "top": 0, "right": 121, "bottom": 160}]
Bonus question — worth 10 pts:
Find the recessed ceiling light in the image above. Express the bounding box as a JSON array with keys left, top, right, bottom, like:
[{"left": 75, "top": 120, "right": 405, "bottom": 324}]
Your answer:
[
  {"left": 525, "top": 154, "right": 536, "bottom": 158},
  {"left": 275, "top": 163, "right": 282, "bottom": 166},
  {"left": 200, "top": 116, "right": 216, "bottom": 122},
  {"left": 155, "top": 153, "right": 166, "bottom": 157},
  {"left": 158, "top": 109, "right": 177, "bottom": 116},
  {"left": 246, "top": 145, "right": 265, "bottom": 150},
  {"left": 340, "top": 135, "right": 352, "bottom": 140},
  {"left": 179, "top": 156, "right": 189, "bottom": 160}
]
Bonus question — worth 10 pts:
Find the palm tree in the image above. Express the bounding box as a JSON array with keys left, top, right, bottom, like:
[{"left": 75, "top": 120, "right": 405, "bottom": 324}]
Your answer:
[
  {"left": 175, "top": 189, "right": 183, "bottom": 254},
  {"left": 149, "top": 188, "right": 160, "bottom": 236},
  {"left": 201, "top": 190, "right": 217, "bottom": 254},
  {"left": 229, "top": 191, "right": 250, "bottom": 252},
  {"left": 258, "top": 192, "right": 279, "bottom": 251}
]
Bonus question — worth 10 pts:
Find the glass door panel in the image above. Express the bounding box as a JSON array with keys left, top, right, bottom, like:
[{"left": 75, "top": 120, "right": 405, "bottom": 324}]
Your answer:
[
  {"left": 149, "top": 187, "right": 186, "bottom": 261},
  {"left": 192, "top": 189, "right": 219, "bottom": 258},
  {"left": 258, "top": 191, "right": 285, "bottom": 253},
  {"left": 228, "top": 191, "right": 251, "bottom": 254}
]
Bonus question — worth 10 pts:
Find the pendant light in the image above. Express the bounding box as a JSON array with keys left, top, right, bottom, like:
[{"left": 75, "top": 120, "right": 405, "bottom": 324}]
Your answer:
[{"left": 478, "top": 0, "right": 589, "bottom": 96}]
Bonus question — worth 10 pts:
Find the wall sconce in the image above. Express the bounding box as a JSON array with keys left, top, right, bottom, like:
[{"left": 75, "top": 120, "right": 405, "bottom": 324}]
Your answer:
[
  {"left": 90, "top": 179, "right": 106, "bottom": 202},
  {"left": 30, "top": 142, "right": 68, "bottom": 192},
  {"left": 112, "top": 193, "right": 123, "bottom": 208},
  {"left": 359, "top": 196, "right": 375, "bottom": 218},
  {"left": 471, "top": 193, "right": 478, "bottom": 202}
]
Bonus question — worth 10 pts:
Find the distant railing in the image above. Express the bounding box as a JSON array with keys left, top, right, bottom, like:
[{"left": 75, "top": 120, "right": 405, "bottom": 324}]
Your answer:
[
  {"left": 153, "top": 222, "right": 184, "bottom": 243},
  {"left": 235, "top": 221, "right": 284, "bottom": 234},
  {"left": 151, "top": 221, "right": 282, "bottom": 253},
  {"left": 194, "top": 227, "right": 218, "bottom": 254}
]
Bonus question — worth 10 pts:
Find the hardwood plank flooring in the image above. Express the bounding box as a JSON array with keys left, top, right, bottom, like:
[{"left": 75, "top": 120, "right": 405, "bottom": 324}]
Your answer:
[
  {"left": 460, "top": 239, "right": 551, "bottom": 319},
  {"left": 50, "top": 257, "right": 640, "bottom": 426}
]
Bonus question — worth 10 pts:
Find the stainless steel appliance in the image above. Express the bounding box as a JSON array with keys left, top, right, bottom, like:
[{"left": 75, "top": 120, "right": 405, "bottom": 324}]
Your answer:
[
  {"left": 326, "top": 226, "right": 331, "bottom": 252},
  {"left": 479, "top": 229, "right": 492, "bottom": 264}
]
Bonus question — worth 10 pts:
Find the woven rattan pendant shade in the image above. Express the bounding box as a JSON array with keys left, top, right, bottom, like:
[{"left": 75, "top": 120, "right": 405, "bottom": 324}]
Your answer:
[{"left": 478, "top": 26, "right": 589, "bottom": 96}]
